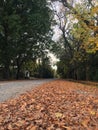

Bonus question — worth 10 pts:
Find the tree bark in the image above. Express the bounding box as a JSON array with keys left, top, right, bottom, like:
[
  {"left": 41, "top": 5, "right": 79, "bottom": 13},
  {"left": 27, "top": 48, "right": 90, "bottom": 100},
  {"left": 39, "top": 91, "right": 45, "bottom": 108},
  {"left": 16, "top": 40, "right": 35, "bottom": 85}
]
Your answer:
[
  {"left": 86, "top": 65, "right": 89, "bottom": 81},
  {"left": 16, "top": 66, "right": 20, "bottom": 79},
  {"left": 16, "top": 58, "right": 21, "bottom": 79},
  {"left": 3, "top": 23, "right": 10, "bottom": 79},
  {"left": 4, "top": 64, "right": 10, "bottom": 79}
]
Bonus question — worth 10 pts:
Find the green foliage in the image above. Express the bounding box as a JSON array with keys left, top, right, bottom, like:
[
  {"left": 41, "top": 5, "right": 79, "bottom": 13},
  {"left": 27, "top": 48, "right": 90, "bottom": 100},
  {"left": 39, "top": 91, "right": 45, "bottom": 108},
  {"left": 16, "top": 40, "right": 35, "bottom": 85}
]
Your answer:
[
  {"left": 37, "top": 56, "right": 54, "bottom": 78},
  {"left": 20, "top": 54, "right": 54, "bottom": 78},
  {"left": 0, "top": 0, "right": 52, "bottom": 79},
  {"left": 57, "top": 61, "right": 68, "bottom": 78}
]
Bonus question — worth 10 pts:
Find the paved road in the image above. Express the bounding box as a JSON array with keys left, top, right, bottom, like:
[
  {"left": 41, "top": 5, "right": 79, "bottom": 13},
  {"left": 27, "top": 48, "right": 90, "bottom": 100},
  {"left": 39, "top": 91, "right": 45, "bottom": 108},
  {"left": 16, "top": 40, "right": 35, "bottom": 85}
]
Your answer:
[{"left": 0, "top": 79, "right": 53, "bottom": 103}]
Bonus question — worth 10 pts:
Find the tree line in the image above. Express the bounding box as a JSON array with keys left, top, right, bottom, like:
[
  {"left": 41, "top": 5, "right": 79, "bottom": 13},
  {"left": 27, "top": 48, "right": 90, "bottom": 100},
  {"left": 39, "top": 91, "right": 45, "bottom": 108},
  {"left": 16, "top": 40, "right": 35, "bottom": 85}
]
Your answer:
[
  {"left": 0, "top": 0, "right": 98, "bottom": 81},
  {"left": 51, "top": 0, "right": 98, "bottom": 81},
  {"left": 0, "top": 0, "right": 54, "bottom": 79}
]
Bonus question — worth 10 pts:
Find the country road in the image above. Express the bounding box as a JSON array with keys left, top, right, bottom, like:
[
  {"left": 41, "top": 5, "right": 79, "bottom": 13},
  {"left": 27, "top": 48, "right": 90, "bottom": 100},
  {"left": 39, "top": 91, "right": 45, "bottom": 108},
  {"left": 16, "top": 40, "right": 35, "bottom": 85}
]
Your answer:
[{"left": 0, "top": 79, "right": 53, "bottom": 102}]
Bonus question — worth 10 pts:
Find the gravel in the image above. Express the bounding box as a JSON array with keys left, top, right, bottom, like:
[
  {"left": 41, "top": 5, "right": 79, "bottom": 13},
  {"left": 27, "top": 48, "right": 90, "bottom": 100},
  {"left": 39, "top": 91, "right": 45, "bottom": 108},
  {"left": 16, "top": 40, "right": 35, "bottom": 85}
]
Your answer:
[{"left": 0, "top": 79, "right": 53, "bottom": 102}]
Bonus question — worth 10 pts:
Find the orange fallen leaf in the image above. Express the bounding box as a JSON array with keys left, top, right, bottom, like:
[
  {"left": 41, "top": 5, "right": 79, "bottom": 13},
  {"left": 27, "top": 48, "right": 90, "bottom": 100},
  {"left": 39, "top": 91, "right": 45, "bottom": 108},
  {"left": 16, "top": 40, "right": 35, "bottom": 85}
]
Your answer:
[
  {"left": 94, "top": 99, "right": 98, "bottom": 103},
  {"left": 27, "top": 125, "right": 38, "bottom": 130},
  {"left": 62, "top": 126, "right": 72, "bottom": 130},
  {"left": 15, "top": 120, "right": 25, "bottom": 127},
  {"left": 0, "top": 115, "right": 3, "bottom": 122},
  {"left": 30, "top": 126, "right": 38, "bottom": 130},
  {"left": 8, "top": 124, "right": 13, "bottom": 129},
  {"left": 0, "top": 80, "right": 98, "bottom": 129},
  {"left": 81, "top": 119, "right": 89, "bottom": 128}
]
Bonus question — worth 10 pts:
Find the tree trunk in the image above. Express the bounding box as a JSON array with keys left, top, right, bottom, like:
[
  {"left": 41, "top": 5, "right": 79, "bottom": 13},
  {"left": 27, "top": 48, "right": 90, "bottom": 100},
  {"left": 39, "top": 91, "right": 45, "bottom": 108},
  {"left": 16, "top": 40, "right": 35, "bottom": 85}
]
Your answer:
[
  {"left": 16, "top": 66, "right": 20, "bottom": 79},
  {"left": 4, "top": 64, "right": 10, "bottom": 79},
  {"left": 86, "top": 65, "right": 89, "bottom": 81},
  {"left": 3, "top": 22, "right": 10, "bottom": 79},
  {"left": 16, "top": 58, "right": 21, "bottom": 79}
]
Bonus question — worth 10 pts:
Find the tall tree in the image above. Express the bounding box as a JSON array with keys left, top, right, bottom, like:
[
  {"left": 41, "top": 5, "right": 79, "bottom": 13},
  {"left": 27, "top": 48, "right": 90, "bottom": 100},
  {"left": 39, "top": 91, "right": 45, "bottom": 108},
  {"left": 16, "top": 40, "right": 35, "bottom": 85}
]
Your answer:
[
  {"left": 51, "top": 0, "right": 98, "bottom": 52},
  {"left": 51, "top": 0, "right": 98, "bottom": 80},
  {"left": 0, "top": 0, "right": 52, "bottom": 79}
]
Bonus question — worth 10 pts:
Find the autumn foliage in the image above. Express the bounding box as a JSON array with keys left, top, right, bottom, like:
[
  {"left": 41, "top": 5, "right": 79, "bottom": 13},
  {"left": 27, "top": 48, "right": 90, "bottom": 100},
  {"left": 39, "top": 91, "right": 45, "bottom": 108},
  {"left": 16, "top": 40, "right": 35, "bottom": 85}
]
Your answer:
[{"left": 0, "top": 80, "right": 98, "bottom": 130}]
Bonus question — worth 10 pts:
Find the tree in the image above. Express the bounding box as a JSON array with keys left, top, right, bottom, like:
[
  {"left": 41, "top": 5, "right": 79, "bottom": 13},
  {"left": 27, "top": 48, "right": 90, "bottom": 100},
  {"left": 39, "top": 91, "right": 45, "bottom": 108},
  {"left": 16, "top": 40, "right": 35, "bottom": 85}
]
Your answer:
[
  {"left": 51, "top": 0, "right": 98, "bottom": 52},
  {"left": 36, "top": 53, "right": 54, "bottom": 78},
  {"left": 0, "top": 0, "right": 52, "bottom": 79},
  {"left": 51, "top": 1, "right": 87, "bottom": 79},
  {"left": 51, "top": 0, "right": 98, "bottom": 80}
]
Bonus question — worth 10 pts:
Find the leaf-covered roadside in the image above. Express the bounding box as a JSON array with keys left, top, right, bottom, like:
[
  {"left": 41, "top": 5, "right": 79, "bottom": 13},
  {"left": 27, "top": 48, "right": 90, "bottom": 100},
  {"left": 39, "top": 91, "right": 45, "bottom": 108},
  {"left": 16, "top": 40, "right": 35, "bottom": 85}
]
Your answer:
[{"left": 0, "top": 80, "right": 98, "bottom": 130}]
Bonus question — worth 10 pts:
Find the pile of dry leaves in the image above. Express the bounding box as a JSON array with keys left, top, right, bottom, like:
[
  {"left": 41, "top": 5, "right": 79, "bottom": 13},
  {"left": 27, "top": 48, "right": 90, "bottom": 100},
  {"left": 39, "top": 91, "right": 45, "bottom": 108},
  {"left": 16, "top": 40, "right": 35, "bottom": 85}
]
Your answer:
[{"left": 0, "top": 80, "right": 98, "bottom": 130}]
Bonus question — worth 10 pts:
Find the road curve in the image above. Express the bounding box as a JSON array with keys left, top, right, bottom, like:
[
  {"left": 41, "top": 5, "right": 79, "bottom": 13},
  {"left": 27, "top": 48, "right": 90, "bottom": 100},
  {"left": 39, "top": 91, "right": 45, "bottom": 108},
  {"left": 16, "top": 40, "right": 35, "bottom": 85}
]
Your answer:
[{"left": 0, "top": 79, "right": 53, "bottom": 103}]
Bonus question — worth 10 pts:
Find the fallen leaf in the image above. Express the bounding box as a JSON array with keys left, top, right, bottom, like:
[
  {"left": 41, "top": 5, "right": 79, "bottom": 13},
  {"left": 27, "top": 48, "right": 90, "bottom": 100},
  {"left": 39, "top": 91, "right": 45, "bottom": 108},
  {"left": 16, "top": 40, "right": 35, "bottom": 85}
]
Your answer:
[
  {"left": 62, "top": 126, "right": 72, "bottom": 130},
  {"left": 8, "top": 124, "right": 13, "bottom": 129},
  {"left": 0, "top": 116, "right": 3, "bottom": 122},
  {"left": 0, "top": 80, "right": 98, "bottom": 129},
  {"left": 15, "top": 120, "right": 25, "bottom": 127},
  {"left": 27, "top": 125, "right": 38, "bottom": 130},
  {"left": 90, "top": 110, "right": 96, "bottom": 115},
  {"left": 55, "top": 113, "right": 63, "bottom": 118},
  {"left": 81, "top": 119, "right": 89, "bottom": 128},
  {"left": 30, "top": 126, "right": 38, "bottom": 130}
]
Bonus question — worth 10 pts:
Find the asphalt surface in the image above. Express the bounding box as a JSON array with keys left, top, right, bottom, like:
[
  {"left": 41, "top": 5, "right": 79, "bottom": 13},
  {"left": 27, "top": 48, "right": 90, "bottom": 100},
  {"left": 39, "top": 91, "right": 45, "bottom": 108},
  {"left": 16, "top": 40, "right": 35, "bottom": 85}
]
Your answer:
[{"left": 0, "top": 79, "right": 53, "bottom": 103}]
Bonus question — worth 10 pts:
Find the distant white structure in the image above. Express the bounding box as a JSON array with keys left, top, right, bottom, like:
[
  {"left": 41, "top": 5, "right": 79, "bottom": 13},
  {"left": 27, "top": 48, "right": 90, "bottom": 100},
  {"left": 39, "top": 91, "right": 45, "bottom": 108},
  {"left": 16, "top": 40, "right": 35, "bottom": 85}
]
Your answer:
[{"left": 25, "top": 70, "right": 30, "bottom": 79}]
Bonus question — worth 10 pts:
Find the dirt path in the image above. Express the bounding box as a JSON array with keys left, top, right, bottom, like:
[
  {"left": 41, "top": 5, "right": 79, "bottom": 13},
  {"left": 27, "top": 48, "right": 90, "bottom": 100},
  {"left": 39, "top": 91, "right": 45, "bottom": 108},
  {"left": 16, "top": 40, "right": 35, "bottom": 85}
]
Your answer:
[
  {"left": 0, "top": 79, "right": 53, "bottom": 102},
  {"left": 0, "top": 80, "right": 98, "bottom": 130}
]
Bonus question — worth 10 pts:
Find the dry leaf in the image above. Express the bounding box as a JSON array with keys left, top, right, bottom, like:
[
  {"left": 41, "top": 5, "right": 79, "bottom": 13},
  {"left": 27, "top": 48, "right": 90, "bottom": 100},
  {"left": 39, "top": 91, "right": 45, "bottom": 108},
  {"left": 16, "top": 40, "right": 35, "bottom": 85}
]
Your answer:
[
  {"left": 81, "top": 119, "right": 89, "bottom": 128},
  {"left": 55, "top": 113, "right": 63, "bottom": 118},
  {"left": 30, "top": 126, "right": 38, "bottom": 130},
  {"left": 62, "top": 126, "right": 72, "bottom": 130},
  {"left": 0, "top": 80, "right": 98, "bottom": 129},
  {"left": 90, "top": 110, "right": 96, "bottom": 115}
]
